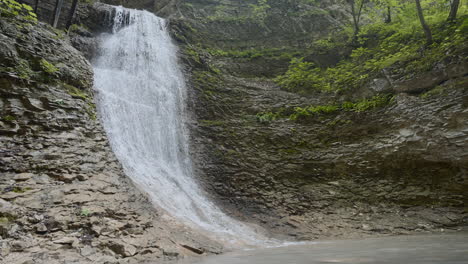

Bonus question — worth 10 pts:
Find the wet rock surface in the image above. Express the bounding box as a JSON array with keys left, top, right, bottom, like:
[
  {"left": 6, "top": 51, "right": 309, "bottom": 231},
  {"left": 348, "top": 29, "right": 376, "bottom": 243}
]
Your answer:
[
  {"left": 94, "top": 0, "right": 467, "bottom": 242},
  {"left": 187, "top": 61, "right": 468, "bottom": 239},
  {"left": 0, "top": 13, "right": 222, "bottom": 264}
]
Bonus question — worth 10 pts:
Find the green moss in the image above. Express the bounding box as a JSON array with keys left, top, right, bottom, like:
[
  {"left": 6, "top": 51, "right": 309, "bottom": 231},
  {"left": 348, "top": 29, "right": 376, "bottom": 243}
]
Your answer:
[
  {"left": 274, "top": 58, "right": 331, "bottom": 93},
  {"left": 39, "top": 58, "right": 58, "bottom": 74},
  {"left": 2, "top": 115, "right": 16, "bottom": 121},
  {"left": 12, "top": 186, "right": 31, "bottom": 193},
  {"left": 65, "top": 83, "right": 88, "bottom": 100},
  {"left": 63, "top": 83, "right": 96, "bottom": 120},
  {"left": 342, "top": 94, "right": 394, "bottom": 112},
  {"left": 185, "top": 47, "right": 201, "bottom": 63},
  {"left": 290, "top": 105, "right": 339, "bottom": 120},
  {"left": 80, "top": 208, "right": 91, "bottom": 217},
  {"left": 10, "top": 59, "right": 34, "bottom": 80},
  {"left": 86, "top": 103, "right": 97, "bottom": 121},
  {"left": 0, "top": 0, "right": 37, "bottom": 23},
  {"left": 193, "top": 70, "right": 221, "bottom": 94},
  {"left": 258, "top": 94, "right": 394, "bottom": 122},
  {"left": 420, "top": 85, "right": 445, "bottom": 99},
  {"left": 68, "top": 23, "right": 89, "bottom": 34},
  {"left": 205, "top": 47, "right": 300, "bottom": 61},
  {"left": 256, "top": 112, "right": 279, "bottom": 123}
]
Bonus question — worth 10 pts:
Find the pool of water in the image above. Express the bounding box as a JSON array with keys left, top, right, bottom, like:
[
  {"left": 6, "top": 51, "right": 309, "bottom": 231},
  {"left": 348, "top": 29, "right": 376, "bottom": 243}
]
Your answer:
[{"left": 181, "top": 233, "right": 468, "bottom": 264}]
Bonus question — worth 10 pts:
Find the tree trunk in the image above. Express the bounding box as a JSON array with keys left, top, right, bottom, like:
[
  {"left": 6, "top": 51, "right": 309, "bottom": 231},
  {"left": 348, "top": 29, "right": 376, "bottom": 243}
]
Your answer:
[
  {"left": 66, "top": 0, "right": 79, "bottom": 29},
  {"left": 348, "top": 0, "right": 360, "bottom": 35},
  {"left": 384, "top": 5, "right": 391, "bottom": 23},
  {"left": 447, "top": 0, "right": 460, "bottom": 22},
  {"left": 347, "top": 0, "right": 366, "bottom": 36},
  {"left": 415, "top": 0, "right": 433, "bottom": 45},
  {"left": 34, "top": 0, "right": 39, "bottom": 13},
  {"left": 52, "top": 0, "right": 64, "bottom": 28}
]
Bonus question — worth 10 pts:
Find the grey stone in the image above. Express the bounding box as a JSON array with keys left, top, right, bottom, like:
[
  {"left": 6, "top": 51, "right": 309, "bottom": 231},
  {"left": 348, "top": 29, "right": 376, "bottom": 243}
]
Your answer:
[{"left": 14, "top": 173, "right": 34, "bottom": 181}]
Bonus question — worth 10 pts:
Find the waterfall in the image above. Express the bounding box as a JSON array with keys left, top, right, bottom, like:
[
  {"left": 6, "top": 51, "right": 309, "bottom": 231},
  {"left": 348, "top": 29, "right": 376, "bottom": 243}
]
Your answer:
[{"left": 92, "top": 6, "right": 270, "bottom": 246}]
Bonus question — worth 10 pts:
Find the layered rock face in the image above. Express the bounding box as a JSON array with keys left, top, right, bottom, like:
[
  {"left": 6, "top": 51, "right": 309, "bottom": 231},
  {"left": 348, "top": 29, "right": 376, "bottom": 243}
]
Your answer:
[
  {"left": 165, "top": 0, "right": 468, "bottom": 239},
  {"left": 0, "top": 11, "right": 221, "bottom": 264},
  {"left": 1, "top": 1, "right": 467, "bottom": 264},
  {"left": 188, "top": 72, "right": 468, "bottom": 239}
]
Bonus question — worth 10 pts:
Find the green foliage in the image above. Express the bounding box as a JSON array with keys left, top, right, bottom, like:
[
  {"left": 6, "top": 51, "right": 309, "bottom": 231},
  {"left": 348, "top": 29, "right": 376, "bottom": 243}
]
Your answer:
[
  {"left": 2, "top": 115, "right": 16, "bottom": 121},
  {"left": 67, "top": 23, "right": 90, "bottom": 34},
  {"left": 205, "top": 47, "right": 300, "bottom": 61},
  {"left": 420, "top": 85, "right": 445, "bottom": 99},
  {"left": 290, "top": 94, "right": 393, "bottom": 120},
  {"left": 39, "top": 59, "right": 58, "bottom": 74},
  {"left": 11, "top": 186, "right": 31, "bottom": 193},
  {"left": 341, "top": 94, "right": 393, "bottom": 112},
  {"left": 80, "top": 208, "right": 91, "bottom": 217},
  {"left": 312, "top": 38, "right": 343, "bottom": 54},
  {"left": 1, "top": 59, "right": 35, "bottom": 80},
  {"left": 185, "top": 47, "right": 201, "bottom": 63},
  {"left": 274, "top": 58, "right": 331, "bottom": 93},
  {"left": 249, "top": 0, "right": 271, "bottom": 21},
  {"left": 64, "top": 83, "right": 96, "bottom": 120},
  {"left": 258, "top": 94, "right": 394, "bottom": 122},
  {"left": 275, "top": 4, "right": 468, "bottom": 95},
  {"left": 65, "top": 84, "right": 87, "bottom": 100},
  {"left": 206, "top": 0, "right": 271, "bottom": 24},
  {"left": 0, "top": 0, "right": 37, "bottom": 22},
  {"left": 256, "top": 112, "right": 279, "bottom": 123},
  {"left": 289, "top": 105, "right": 339, "bottom": 120},
  {"left": 15, "top": 59, "right": 34, "bottom": 79}
]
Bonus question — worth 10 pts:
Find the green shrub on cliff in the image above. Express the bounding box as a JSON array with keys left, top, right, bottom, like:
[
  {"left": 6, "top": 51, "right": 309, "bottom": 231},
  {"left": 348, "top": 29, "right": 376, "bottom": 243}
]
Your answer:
[
  {"left": 0, "top": 0, "right": 37, "bottom": 22},
  {"left": 274, "top": 58, "right": 331, "bottom": 93},
  {"left": 275, "top": 1, "right": 467, "bottom": 94},
  {"left": 257, "top": 94, "right": 394, "bottom": 122},
  {"left": 256, "top": 112, "right": 280, "bottom": 123}
]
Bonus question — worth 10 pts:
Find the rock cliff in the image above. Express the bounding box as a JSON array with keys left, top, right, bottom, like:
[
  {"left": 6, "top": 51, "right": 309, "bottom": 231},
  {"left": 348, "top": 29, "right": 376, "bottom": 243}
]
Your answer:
[
  {"left": 0, "top": 7, "right": 221, "bottom": 264},
  {"left": 1, "top": 0, "right": 467, "bottom": 263},
  {"left": 168, "top": 0, "right": 468, "bottom": 239}
]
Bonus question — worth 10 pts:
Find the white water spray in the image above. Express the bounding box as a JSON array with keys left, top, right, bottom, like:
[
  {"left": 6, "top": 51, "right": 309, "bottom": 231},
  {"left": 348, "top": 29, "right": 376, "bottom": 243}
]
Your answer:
[{"left": 93, "top": 6, "right": 272, "bottom": 246}]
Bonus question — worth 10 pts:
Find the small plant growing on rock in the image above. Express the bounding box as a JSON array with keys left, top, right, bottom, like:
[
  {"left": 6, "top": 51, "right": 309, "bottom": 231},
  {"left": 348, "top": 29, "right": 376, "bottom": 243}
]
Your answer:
[
  {"left": 2, "top": 115, "right": 16, "bottom": 121},
  {"left": 0, "top": 0, "right": 37, "bottom": 23},
  {"left": 39, "top": 59, "right": 58, "bottom": 74},
  {"left": 80, "top": 208, "right": 91, "bottom": 217},
  {"left": 256, "top": 112, "right": 279, "bottom": 123}
]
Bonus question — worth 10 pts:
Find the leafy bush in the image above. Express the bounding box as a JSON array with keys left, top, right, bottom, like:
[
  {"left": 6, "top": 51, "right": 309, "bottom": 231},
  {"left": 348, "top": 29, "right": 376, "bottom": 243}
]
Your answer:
[
  {"left": 256, "top": 112, "right": 279, "bottom": 123},
  {"left": 0, "top": 0, "right": 37, "bottom": 22},
  {"left": 289, "top": 105, "right": 338, "bottom": 120},
  {"left": 275, "top": 5, "right": 468, "bottom": 95},
  {"left": 257, "top": 94, "right": 394, "bottom": 122},
  {"left": 274, "top": 58, "right": 330, "bottom": 93}
]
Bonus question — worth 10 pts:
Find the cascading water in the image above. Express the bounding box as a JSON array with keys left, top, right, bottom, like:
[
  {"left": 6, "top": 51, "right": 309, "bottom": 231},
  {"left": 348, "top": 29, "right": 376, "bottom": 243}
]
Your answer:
[{"left": 93, "top": 6, "right": 271, "bottom": 246}]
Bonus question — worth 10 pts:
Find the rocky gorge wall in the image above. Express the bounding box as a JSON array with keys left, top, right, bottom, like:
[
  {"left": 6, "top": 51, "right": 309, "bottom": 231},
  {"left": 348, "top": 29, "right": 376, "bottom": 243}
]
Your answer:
[
  {"left": 1, "top": 0, "right": 467, "bottom": 263},
  {"left": 95, "top": 0, "right": 468, "bottom": 241},
  {"left": 0, "top": 5, "right": 222, "bottom": 264},
  {"left": 167, "top": 0, "right": 468, "bottom": 239}
]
